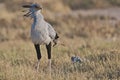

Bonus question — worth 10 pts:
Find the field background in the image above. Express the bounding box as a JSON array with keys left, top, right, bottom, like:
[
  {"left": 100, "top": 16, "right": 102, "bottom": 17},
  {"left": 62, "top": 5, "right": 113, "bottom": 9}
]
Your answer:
[{"left": 0, "top": 0, "right": 120, "bottom": 80}]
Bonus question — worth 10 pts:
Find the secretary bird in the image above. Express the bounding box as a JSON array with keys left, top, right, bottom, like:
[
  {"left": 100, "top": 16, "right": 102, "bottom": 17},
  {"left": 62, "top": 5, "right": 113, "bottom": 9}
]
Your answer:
[{"left": 22, "top": 3, "right": 59, "bottom": 71}]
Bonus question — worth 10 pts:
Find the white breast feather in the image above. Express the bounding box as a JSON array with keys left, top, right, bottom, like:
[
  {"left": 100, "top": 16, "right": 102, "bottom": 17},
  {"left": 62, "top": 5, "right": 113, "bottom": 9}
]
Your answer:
[{"left": 31, "top": 10, "right": 56, "bottom": 45}]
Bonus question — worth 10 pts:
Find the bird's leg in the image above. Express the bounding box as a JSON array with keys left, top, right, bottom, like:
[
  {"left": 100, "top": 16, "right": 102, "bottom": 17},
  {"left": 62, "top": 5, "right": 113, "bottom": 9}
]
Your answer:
[
  {"left": 36, "top": 59, "right": 40, "bottom": 72},
  {"left": 48, "top": 59, "right": 51, "bottom": 70},
  {"left": 46, "top": 42, "right": 52, "bottom": 76},
  {"left": 34, "top": 44, "right": 41, "bottom": 72}
]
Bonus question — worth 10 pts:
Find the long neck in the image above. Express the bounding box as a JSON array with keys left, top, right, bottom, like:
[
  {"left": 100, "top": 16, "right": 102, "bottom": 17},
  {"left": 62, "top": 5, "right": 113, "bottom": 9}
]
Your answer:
[
  {"left": 33, "top": 14, "right": 37, "bottom": 27},
  {"left": 32, "top": 10, "right": 43, "bottom": 29},
  {"left": 36, "top": 10, "right": 44, "bottom": 22}
]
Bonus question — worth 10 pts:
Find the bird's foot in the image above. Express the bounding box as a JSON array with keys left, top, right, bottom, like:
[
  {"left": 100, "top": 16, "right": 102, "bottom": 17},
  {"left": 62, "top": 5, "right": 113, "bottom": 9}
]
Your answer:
[
  {"left": 48, "top": 59, "right": 51, "bottom": 77},
  {"left": 35, "top": 60, "right": 40, "bottom": 72}
]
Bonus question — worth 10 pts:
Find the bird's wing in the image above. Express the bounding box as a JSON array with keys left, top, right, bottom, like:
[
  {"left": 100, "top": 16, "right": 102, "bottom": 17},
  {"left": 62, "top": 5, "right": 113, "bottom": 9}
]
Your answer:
[{"left": 47, "top": 22, "right": 56, "bottom": 40}]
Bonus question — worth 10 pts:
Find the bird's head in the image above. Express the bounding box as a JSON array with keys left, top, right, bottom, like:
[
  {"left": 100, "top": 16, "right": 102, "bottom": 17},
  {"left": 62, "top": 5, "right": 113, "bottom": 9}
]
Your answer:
[{"left": 22, "top": 3, "right": 42, "bottom": 17}]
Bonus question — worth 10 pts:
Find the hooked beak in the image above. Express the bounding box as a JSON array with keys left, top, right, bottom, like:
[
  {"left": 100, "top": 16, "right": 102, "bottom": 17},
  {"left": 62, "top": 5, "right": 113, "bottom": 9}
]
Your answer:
[{"left": 22, "top": 4, "right": 42, "bottom": 17}]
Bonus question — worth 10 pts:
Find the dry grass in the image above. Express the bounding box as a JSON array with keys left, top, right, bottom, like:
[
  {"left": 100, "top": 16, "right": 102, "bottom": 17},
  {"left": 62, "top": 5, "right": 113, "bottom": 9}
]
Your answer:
[
  {"left": 0, "top": 0, "right": 120, "bottom": 80},
  {"left": 0, "top": 38, "right": 120, "bottom": 80}
]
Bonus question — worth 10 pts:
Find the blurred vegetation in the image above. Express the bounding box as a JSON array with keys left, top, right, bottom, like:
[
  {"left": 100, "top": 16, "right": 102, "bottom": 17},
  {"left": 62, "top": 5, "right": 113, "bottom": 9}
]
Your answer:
[
  {"left": 0, "top": 0, "right": 120, "bottom": 41},
  {"left": 64, "top": 0, "right": 120, "bottom": 9},
  {"left": 0, "top": 0, "right": 120, "bottom": 80},
  {"left": 108, "top": 0, "right": 120, "bottom": 6}
]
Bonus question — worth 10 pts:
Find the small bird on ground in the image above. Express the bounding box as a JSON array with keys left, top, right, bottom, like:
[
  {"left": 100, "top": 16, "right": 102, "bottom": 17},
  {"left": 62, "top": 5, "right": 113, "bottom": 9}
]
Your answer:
[{"left": 71, "top": 56, "right": 82, "bottom": 63}]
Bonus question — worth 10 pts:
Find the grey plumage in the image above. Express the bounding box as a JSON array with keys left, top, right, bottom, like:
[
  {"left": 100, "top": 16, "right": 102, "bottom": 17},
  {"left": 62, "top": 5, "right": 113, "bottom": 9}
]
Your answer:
[
  {"left": 23, "top": 3, "right": 59, "bottom": 72},
  {"left": 32, "top": 11, "right": 56, "bottom": 45},
  {"left": 71, "top": 56, "right": 82, "bottom": 63},
  {"left": 23, "top": 4, "right": 58, "bottom": 45}
]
